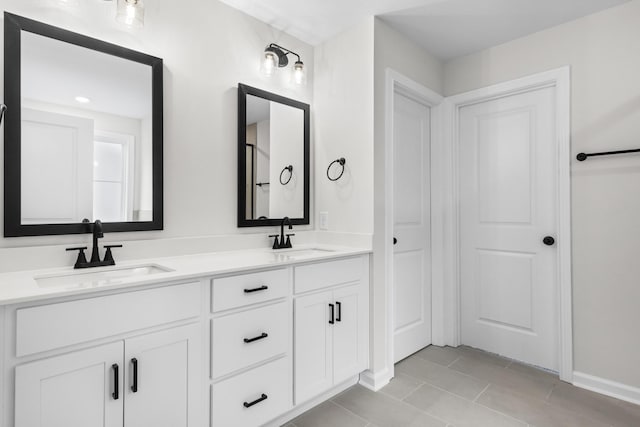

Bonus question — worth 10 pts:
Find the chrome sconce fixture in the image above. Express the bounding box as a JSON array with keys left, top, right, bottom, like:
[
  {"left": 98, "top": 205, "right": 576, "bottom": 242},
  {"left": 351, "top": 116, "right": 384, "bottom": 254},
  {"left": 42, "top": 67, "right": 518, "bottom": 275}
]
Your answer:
[
  {"left": 262, "top": 43, "right": 306, "bottom": 86},
  {"left": 116, "top": 0, "right": 144, "bottom": 28}
]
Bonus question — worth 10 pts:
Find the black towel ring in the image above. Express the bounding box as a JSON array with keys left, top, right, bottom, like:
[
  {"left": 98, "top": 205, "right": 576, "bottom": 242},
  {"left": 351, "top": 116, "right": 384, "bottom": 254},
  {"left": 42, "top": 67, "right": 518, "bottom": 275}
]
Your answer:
[
  {"left": 327, "top": 158, "right": 346, "bottom": 181},
  {"left": 279, "top": 165, "right": 293, "bottom": 185}
]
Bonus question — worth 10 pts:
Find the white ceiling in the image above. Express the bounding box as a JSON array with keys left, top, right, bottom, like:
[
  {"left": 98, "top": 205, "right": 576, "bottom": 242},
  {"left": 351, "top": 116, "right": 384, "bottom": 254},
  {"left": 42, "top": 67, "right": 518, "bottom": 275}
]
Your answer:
[{"left": 219, "top": 0, "right": 630, "bottom": 60}]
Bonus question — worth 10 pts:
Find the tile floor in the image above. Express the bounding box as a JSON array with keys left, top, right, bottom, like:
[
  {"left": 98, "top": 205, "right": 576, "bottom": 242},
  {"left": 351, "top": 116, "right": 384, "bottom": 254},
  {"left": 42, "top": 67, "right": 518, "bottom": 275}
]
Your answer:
[{"left": 285, "top": 345, "right": 640, "bottom": 427}]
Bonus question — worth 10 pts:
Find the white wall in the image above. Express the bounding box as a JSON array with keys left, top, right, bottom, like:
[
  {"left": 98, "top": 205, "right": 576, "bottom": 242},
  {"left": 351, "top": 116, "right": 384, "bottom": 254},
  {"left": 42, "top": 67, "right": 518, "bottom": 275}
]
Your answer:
[
  {"left": 313, "top": 18, "right": 375, "bottom": 235},
  {"left": 369, "top": 18, "right": 444, "bottom": 381},
  {"left": 0, "top": 0, "right": 314, "bottom": 270},
  {"left": 444, "top": 0, "right": 640, "bottom": 389}
]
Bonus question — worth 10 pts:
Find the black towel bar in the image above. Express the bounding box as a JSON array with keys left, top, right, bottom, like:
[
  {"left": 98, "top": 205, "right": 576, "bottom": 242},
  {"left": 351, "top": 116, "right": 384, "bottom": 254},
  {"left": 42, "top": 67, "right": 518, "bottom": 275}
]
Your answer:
[{"left": 577, "top": 148, "right": 640, "bottom": 161}]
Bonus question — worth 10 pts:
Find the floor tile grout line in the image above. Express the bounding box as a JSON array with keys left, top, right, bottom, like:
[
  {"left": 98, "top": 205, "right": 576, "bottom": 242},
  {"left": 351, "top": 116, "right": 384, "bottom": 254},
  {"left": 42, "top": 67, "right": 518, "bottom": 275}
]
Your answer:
[
  {"left": 401, "top": 354, "right": 495, "bottom": 386},
  {"left": 368, "top": 383, "right": 456, "bottom": 426},
  {"left": 327, "top": 399, "right": 373, "bottom": 425},
  {"left": 472, "top": 398, "right": 531, "bottom": 426},
  {"left": 404, "top": 381, "right": 529, "bottom": 426},
  {"left": 544, "top": 382, "right": 556, "bottom": 400},
  {"left": 473, "top": 383, "right": 491, "bottom": 402},
  {"left": 445, "top": 355, "right": 462, "bottom": 367}
]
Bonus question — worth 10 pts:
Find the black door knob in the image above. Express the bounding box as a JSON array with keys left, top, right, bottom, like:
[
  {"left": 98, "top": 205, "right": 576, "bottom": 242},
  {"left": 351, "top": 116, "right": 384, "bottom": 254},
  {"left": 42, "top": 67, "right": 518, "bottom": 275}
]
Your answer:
[
  {"left": 543, "top": 236, "right": 555, "bottom": 246},
  {"left": 393, "top": 237, "right": 397, "bottom": 245}
]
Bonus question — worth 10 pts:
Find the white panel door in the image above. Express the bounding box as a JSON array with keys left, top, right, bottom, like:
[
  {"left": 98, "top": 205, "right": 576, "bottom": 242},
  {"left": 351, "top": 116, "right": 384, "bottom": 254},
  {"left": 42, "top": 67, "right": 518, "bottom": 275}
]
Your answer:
[
  {"left": 332, "top": 283, "right": 367, "bottom": 384},
  {"left": 124, "top": 324, "right": 201, "bottom": 427},
  {"left": 15, "top": 342, "right": 123, "bottom": 427},
  {"left": 294, "top": 291, "right": 333, "bottom": 404},
  {"left": 459, "top": 86, "right": 558, "bottom": 370},
  {"left": 393, "top": 92, "right": 432, "bottom": 362},
  {"left": 21, "top": 108, "right": 93, "bottom": 224}
]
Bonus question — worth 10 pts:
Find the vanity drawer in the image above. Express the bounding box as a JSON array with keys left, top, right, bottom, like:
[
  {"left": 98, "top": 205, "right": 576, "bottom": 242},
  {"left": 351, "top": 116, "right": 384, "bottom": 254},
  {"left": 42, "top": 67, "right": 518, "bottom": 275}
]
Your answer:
[
  {"left": 212, "top": 301, "right": 289, "bottom": 378},
  {"left": 211, "top": 268, "right": 288, "bottom": 312},
  {"left": 212, "top": 356, "right": 291, "bottom": 427},
  {"left": 294, "top": 256, "right": 364, "bottom": 294},
  {"left": 16, "top": 283, "right": 201, "bottom": 357}
]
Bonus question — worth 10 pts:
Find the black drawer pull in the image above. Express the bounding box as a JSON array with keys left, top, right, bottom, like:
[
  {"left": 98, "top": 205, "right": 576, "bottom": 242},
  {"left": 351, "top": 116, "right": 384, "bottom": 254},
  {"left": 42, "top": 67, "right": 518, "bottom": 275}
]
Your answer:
[
  {"left": 336, "top": 301, "right": 342, "bottom": 322},
  {"left": 131, "top": 358, "right": 138, "bottom": 393},
  {"left": 329, "top": 303, "right": 335, "bottom": 324},
  {"left": 112, "top": 363, "right": 119, "bottom": 400},
  {"left": 243, "top": 393, "right": 268, "bottom": 408},
  {"left": 244, "top": 332, "right": 268, "bottom": 343},
  {"left": 244, "top": 285, "right": 268, "bottom": 293}
]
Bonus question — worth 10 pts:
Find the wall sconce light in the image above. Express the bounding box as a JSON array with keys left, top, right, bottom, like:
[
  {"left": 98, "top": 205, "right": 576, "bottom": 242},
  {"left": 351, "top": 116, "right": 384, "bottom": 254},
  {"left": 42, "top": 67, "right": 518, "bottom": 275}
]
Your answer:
[
  {"left": 116, "top": 0, "right": 144, "bottom": 28},
  {"left": 261, "top": 43, "right": 306, "bottom": 86}
]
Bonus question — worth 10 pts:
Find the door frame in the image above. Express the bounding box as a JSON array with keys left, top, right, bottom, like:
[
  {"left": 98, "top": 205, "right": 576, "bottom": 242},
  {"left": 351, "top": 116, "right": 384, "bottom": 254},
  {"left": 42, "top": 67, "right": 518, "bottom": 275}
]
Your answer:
[
  {"left": 441, "top": 67, "right": 573, "bottom": 381},
  {"left": 383, "top": 69, "right": 443, "bottom": 381}
]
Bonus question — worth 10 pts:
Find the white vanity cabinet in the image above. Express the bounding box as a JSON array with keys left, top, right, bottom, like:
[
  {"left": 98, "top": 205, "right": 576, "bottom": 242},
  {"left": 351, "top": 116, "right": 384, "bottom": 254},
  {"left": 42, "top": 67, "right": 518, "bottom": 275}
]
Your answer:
[
  {"left": 0, "top": 249, "right": 371, "bottom": 427},
  {"left": 15, "top": 324, "right": 200, "bottom": 427},
  {"left": 8, "top": 283, "right": 203, "bottom": 427},
  {"left": 15, "top": 341, "right": 124, "bottom": 427},
  {"left": 210, "top": 268, "right": 293, "bottom": 427},
  {"left": 293, "top": 257, "right": 369, "bottom": 405}
]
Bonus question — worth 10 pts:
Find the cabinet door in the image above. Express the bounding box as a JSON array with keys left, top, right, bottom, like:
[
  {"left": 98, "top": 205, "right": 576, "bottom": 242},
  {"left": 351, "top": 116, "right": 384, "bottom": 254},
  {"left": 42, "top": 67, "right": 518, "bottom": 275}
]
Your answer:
[
  {"left": 294, "top": 291, "right": 333, "bottom": 404},
  {"left": 124, "top": 323, "right": 201, "bottom": 427},
  {"left": 332, "top": 283, "right": 368, "bottom": 384},
  {"left": 15, "top": 342, "right": 124, "bottom": 427}
]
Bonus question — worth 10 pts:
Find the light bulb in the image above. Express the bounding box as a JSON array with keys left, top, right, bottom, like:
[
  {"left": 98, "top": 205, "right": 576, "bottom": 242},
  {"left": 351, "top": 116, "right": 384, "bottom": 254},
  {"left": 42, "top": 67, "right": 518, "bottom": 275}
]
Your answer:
[
  {"left": 293, "top": 61, "right": 306, "bottom": 86},
  {"left": 116, "top": 0, "right": 144, "bottom": 28},
  {"left": 262, "top": 51, "right": 278, "bottom": 77}
]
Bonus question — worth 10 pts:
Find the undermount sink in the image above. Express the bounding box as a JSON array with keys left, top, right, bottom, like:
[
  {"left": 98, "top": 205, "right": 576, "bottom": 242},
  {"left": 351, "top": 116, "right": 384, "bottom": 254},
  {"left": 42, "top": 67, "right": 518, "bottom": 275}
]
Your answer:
[
  {"left": 272, "top": 248, "right": 335, "bottom": 259},
  {"left": 34, "top": 264, "right": 174, "bottom": 289}
]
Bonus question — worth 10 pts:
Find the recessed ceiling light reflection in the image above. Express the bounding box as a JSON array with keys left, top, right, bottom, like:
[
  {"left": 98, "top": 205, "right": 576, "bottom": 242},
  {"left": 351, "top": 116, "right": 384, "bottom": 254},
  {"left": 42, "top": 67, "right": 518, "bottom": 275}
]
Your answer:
[{"left": 75, "top": 96, "right": 91, "bottom": 104}]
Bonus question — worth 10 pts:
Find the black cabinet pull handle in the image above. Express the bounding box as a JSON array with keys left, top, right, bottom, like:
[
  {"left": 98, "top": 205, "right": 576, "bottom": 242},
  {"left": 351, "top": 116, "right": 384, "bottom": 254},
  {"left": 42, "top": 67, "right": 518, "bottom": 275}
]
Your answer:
[
  {"left": 131, "top": 358, "right": 138, "bottom": 393},
  {"left": 244, "top": 332, "right": 268, "bottom": 343},
  {"left": 112, "top": 363, "right": 119, "bottom": 400},
  {"left": 329, "top": 303, "right": 335, "bottom": 324},
  {"left": 244, "top": 285, "right": 268, "bottom": 293},
  {"left": 243, "top": 393, "right": 268, "bottom": 408},
  {"left": 336, "top": 301, "right": 342, "bottom": 322},
  {"left": 543, "top": 236, "right": 556, "bottom": 246},
  {"left": 393, "top": 237, "right": 397, "bottom": 245}
]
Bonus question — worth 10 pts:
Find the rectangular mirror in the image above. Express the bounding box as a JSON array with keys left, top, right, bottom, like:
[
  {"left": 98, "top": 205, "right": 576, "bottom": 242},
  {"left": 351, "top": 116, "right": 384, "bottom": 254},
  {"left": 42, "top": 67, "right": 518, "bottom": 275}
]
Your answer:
[
  {"left": 238, "top": 84, "right": 309, "bottom": 227},
  {"left": 3, "top": 13, "right": 163, "bottom": 237}
]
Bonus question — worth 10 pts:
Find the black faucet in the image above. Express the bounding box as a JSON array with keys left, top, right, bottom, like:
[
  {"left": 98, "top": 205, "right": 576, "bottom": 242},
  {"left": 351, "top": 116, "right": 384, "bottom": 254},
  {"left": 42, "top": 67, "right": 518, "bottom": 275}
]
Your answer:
[
  {"left": 66, "top": 219, "right": 122, "bottom": 269},
  {"left": 269, "top": 217, "right": 295, "bottom": 249},
  {"left": 90, "top": 219, "right": 104, "bottom": 263}
]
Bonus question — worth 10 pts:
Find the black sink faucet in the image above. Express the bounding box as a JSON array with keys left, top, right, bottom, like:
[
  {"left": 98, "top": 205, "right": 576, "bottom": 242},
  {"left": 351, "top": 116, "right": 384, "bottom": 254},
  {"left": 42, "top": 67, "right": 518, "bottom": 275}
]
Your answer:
[
  {"left": 269, "top": 217, "right": 295, "bottom": 249},
  {"left": 66, "top": 219, "right": 122, "bottom": 269},
  {"left": 90, "top": 219, "right": 104, "bottom": 263}
]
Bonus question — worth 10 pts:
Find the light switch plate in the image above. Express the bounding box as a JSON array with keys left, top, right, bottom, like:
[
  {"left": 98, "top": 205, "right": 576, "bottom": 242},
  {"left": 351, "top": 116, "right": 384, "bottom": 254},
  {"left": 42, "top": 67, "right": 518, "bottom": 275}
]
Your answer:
[{"left": 319, "top": 212, "right": 329, "bottom": 230}]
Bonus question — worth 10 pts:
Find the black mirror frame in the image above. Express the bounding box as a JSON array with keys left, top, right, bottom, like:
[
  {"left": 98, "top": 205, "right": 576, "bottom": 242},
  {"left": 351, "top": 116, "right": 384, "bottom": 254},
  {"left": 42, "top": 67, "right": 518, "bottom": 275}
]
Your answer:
[
  {"left": 3, "top": 13, "right": 163, "bottom": 237},
  {"left": 237, "top": 83, "right": 310, "bottom": 227}
]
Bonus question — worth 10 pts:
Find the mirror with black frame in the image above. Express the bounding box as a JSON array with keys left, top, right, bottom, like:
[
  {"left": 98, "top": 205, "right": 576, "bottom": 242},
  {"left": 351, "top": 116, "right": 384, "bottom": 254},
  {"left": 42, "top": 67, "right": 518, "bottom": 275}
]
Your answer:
[
  {"left": 3, "top": 12, "right": 163, "bottom": 237},
  {"left": 237, "top": 84, "right": 309, "bottom": 227}
]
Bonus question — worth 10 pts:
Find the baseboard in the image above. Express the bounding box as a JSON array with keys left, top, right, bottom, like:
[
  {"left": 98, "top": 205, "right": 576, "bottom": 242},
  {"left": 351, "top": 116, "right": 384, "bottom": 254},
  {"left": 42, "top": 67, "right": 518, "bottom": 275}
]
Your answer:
[
  {"left": 265, "top": 376, "right": 359, "bottom": 427},
  {"left": 573, "top": 371, "right": 640, "bottom": 406},
  {"left": 358, "top": 368, "right": 393, "bottom": 392}
]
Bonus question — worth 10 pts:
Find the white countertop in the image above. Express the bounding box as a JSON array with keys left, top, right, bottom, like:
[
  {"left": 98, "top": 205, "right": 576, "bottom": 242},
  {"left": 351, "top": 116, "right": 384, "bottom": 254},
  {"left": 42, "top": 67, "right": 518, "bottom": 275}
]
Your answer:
[{"left": 0, "top": 245, "right": 371, "bottom": 306}]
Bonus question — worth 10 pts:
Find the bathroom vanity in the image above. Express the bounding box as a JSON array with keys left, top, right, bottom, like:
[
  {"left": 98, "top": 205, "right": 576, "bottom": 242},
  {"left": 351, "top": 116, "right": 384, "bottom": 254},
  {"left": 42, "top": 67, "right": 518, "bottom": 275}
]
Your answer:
[{"left": 0, "top": 247, "right": 370, "bottom": 427}]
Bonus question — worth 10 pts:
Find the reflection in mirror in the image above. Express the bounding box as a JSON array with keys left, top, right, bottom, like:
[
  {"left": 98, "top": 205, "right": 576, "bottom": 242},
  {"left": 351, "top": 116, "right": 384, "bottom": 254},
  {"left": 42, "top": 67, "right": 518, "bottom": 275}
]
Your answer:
[
  {"left": 238, "top": 84, "right": 309, "bottom": 227},
  {"left": 21, "top": 32, "right": 152, "bottom": 224},
  {"left": 4, "top": 13, "right": 163, "bottom": 236},
  {"left": 245, "top": 94, "right": 304, "bottom": 220}
]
